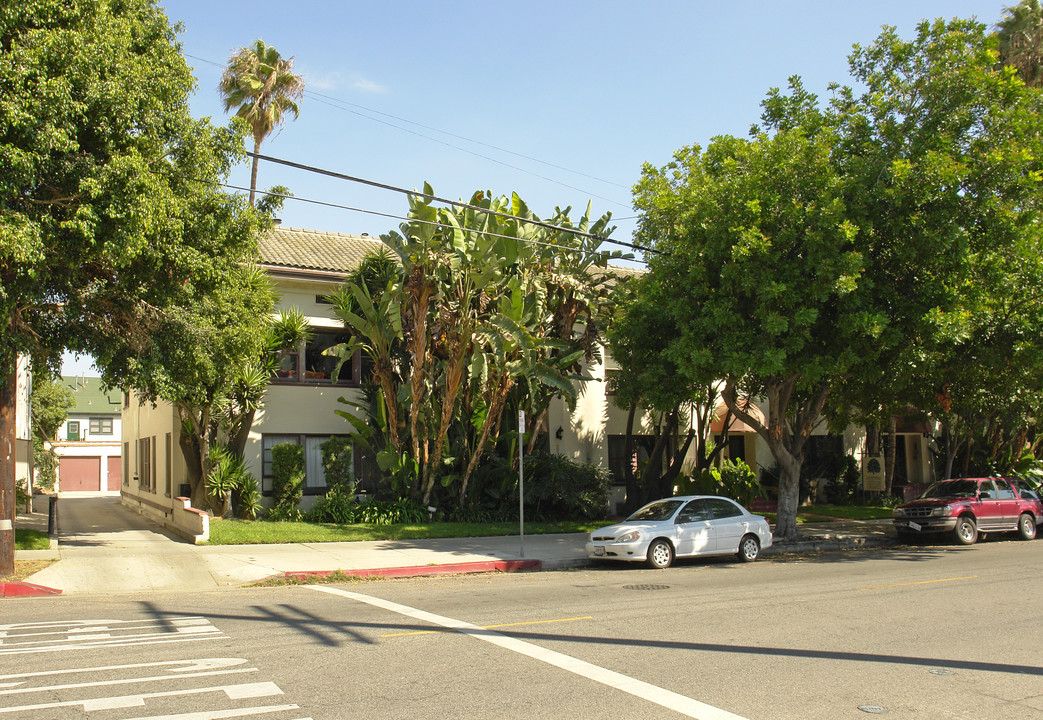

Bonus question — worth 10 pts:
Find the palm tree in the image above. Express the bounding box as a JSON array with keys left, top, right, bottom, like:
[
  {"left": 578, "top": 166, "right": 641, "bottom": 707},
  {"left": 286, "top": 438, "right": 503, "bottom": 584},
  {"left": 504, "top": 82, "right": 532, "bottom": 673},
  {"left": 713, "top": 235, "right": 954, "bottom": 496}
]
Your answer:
[
  {"left": 996, "top": 0, "right": 1043, "bottom": 87},
  {"left": 218, "top": 40, "right": 305, "bottom": 205}
]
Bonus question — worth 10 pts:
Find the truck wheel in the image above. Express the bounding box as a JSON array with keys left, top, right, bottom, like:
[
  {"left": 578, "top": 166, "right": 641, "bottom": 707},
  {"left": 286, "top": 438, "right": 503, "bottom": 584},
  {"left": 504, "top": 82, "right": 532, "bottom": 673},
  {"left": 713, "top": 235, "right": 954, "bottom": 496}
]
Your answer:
[
  {"left": 1018, "top": 513, "right": 1036, "bottom": 540},
  {"left": 953, "top": 516, "right": 978, "bottom": 545}
]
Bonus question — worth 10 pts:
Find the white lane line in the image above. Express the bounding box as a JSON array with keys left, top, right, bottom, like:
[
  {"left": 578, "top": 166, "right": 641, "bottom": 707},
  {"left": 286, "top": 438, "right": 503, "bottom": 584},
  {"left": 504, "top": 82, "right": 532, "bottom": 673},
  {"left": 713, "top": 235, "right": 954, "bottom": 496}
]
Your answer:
[
  {"left": 0, "top": 635, "right": 223, "bottom": 656},
  {"left": 308, "top": 585, "right": 750, "bottom": 720},
  {"left": 1, "top": 627, "right": 220, "bottom": 648},
  {"left": 0, "top": 618, "right": 210, "bottom": 634},
  {"left": 0, "top": 666, "right": 258, "bottom": 697},
  {"left": 0, "top": 681, "right": 283, "bottom": 714},
  {"left": 0, "top": 658, "right": 249, "bottom": 681},
  {"left": 121, "top": 707, "right": 305, "bottom": 720}
]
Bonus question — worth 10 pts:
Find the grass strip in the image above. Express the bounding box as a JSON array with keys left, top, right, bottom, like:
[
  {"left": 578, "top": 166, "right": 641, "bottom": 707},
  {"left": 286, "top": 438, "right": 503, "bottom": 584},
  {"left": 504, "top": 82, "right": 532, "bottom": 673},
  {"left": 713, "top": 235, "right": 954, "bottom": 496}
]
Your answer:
[
  {"left": 15, "top": 528, "right": 50, "bottom": 551},
  {"left": 207, "top": 519, "right": 604, "bottom": 545}
]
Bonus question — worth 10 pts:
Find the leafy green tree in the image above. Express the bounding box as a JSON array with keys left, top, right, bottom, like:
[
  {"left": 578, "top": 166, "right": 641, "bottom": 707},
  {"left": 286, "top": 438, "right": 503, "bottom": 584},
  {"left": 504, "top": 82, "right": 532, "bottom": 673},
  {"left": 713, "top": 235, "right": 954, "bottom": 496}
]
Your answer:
[
  {"left": 29, "top": 375, "right": 75, "bottom": 442},
  {"left": 996, "top": 0, "right": 1043, "bottom": 87},
  {"left": 0, "top": 0, "right": 263, "bottom": 572},
  {"left": 825, "top": 18, "right": 1043, "bottom": 484},
  {"left": 633, "top": 124, "right": 865, "bottom": 539},
  {"left": 605, "top": 274, "right": 725, "bottom": 512},
  {"left": 28, "top": 373, "right": 74, "bottom": 494},
  {"left": 218, "top": 40, "right": 304, "bottom": 205}
]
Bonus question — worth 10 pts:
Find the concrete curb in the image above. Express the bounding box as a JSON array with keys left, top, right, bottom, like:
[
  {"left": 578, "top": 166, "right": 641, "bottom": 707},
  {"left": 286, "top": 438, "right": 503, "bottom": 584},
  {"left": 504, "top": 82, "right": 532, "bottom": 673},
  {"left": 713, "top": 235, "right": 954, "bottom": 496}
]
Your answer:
[
  {"left": 1, "top": 582, "right": 63, "bottom": 598},
  {"left": 279, "top": 537, "right": 900, "bottom": 580},
  {"left": 285, "top": 559, "right": 542, "bottom": 581}
]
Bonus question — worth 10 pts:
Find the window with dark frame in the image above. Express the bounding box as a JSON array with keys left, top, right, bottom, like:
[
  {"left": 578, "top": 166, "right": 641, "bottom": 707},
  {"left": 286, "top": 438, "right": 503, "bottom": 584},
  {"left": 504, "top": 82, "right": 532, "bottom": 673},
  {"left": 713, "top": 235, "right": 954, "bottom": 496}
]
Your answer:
[
  {"left": 272, "top": 328, "right": 361, "bottom": 386},
  {"left": 261, "top": 433, "right": 355, "bottom": 495},
  {"left": 89, "top": 417, "right": 113, "bottom": 435}
]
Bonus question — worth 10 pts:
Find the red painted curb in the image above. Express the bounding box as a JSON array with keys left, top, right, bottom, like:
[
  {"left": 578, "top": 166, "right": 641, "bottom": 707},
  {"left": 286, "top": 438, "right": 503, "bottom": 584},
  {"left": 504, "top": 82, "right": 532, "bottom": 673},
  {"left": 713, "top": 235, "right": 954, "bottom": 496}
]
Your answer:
[
  {"left": 1, "top": 582, "right": 63, "bottom": 598},
  {"left": 286, "top": 559, "right": 541, "bottom": 581}
]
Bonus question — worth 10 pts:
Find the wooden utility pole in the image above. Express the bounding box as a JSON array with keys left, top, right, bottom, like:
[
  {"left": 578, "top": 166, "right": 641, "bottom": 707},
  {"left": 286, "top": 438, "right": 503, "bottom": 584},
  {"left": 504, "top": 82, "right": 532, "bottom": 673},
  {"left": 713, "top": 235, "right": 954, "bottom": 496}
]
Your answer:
[{"left": 0, "top": 364, "right": 17, "bottom": 575}]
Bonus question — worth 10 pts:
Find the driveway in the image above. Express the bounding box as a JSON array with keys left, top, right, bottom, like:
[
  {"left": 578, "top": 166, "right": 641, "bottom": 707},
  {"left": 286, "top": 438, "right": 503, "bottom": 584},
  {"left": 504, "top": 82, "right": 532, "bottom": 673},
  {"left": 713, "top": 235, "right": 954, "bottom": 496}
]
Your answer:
[{"left": 26, "top": 496, "right": 234, "bottom": 595}]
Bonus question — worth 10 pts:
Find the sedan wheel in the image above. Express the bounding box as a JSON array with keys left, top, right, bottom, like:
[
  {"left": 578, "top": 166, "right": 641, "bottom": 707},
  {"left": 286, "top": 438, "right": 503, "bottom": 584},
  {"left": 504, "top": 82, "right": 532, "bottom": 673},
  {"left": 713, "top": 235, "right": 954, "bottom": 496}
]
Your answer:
[
  {"left": 1018, "top": 513, "right": 1037, "bottom": 541},
  {"left": 646, "top": 539, "right": 674, "bottom": 569},
  {"left": 737, "top": 534, "right": 760, "bottom": 562},
  {"left": 953, "top": 516, "right": 978, "bottom": 545}
]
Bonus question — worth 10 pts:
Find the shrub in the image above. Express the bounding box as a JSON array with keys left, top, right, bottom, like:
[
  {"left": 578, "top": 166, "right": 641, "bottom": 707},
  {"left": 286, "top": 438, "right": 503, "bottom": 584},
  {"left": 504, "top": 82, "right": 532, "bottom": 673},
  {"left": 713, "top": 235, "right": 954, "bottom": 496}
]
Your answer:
[
  {"left": 234, "top": 474, "right": 263, "bottom": 520},
  {"left": 518, "top": 452, "right": 611, "bottom": 521},
  {"left": 321, "top": 436, "right": 356, "bottom": 493},
  {"left": 823, "top": 456, "right": 861, "bottom": 504},
  {"left": 716, "top": 459, "right": 763, "bottom": 506},
  {"left": 271, "top": 443, "right": 305, "bottom": 517},
  {"left": 353, "top": 497, "right": 427, "bottom": 524},
  {"left": 679, "top": 459, "right": 763, "bottom": 506},
  {"left": 206, "top": 445, "right": 249, "bottom": 517},
  {"left": 33, "top": 438, "right": 56, "bottom": 492},
  {"left": 305, "top": 484, "right": 357, "bottom": 524}
]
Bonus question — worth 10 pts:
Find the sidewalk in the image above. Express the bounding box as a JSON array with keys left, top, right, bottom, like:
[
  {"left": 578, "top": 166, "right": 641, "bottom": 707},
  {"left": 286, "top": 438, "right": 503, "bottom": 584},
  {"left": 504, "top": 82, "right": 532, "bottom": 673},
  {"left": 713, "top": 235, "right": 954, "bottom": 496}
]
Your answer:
[{"left": 9, "top": 497, "right": 900, "bottom": 597}]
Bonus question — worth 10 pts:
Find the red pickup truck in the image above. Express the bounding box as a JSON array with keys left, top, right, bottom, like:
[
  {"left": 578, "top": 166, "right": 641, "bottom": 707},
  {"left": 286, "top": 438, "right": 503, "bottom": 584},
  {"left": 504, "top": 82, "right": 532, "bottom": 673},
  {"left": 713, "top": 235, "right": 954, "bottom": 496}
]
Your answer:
[{"left": 892, "top": 477, "right": 1043, "bottom": 545}]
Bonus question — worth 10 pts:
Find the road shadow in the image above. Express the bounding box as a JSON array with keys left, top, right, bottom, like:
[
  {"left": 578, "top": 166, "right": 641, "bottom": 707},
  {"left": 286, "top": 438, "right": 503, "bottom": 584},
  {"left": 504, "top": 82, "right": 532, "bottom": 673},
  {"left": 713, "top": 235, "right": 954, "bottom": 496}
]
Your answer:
[{"left": 135, "top": 597, "right": 1043, "bottom": 678}]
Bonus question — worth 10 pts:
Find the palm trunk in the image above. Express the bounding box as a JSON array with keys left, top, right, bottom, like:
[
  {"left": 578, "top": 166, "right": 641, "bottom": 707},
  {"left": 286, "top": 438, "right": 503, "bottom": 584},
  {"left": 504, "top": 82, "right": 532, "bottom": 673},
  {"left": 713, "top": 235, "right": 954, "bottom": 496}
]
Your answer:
[{"left": 249, "top": 140, "right": 260, "bottom": 206}]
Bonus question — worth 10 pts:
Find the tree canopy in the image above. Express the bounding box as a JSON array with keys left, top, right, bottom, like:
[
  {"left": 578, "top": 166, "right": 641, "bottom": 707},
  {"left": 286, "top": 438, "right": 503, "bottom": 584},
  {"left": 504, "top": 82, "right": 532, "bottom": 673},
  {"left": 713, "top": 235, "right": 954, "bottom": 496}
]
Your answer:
[
  {"left": 626, "top": 17, "right": 1043, "bottom": 537},
  {"left": 0, "top": 0, "right": 271, "bottom": 569}
]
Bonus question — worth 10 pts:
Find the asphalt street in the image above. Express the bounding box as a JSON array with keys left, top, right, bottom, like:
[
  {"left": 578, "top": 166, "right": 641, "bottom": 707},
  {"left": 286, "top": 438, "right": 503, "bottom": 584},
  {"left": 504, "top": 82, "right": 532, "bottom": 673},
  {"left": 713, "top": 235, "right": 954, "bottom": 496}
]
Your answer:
[{"left": 2, "top": 539, "right": 1041, "bottom": 719}]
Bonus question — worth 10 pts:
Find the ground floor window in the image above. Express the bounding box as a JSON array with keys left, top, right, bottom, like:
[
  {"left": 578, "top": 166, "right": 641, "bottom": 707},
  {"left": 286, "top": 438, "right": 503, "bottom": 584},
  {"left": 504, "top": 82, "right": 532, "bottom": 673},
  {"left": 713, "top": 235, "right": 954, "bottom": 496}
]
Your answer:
[
  {"left": 714, "top": 434, "right": 747, "bottom": 464},
  {"left": 607, "top": 435, "right": 656, "bottom": 484},
  {"left": 261, "top": 434, "right": 356, "bottom": 495}
]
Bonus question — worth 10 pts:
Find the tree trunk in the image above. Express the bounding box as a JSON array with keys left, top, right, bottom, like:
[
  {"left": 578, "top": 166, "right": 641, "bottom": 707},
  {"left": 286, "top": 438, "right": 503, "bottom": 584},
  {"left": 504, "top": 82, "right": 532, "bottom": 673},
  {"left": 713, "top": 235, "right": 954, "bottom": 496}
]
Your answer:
[
  {"left": 457, "top": 378, "right": 513, "bottom": 506},
  {"left": 227, "top": 407, "right": 255, "bottom": 459},
  {"left": 723, "top": 377, "right": 829, "bottom": 541},
  {"left": 622, "top": 403, "right": 641, "bottom": 514},
  {"left": 774, "top": 451, "right": 803, "bottom": 539},
  {"left": 0, "top": 361, "right": 17, "bottom": 575},
  {"left": 884, "top": 416, "right": 897, "bottom": 495}
]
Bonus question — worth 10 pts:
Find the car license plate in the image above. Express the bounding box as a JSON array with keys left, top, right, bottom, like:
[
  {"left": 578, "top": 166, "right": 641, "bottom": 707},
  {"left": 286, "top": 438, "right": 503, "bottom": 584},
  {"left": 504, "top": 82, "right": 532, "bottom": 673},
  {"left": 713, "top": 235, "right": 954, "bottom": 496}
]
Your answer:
[
  {"left": 593, "top": 546, "right": 605, "bottom": 556},
  {"left": 908, "top": 521, "right": 921, "bottom": 531}
]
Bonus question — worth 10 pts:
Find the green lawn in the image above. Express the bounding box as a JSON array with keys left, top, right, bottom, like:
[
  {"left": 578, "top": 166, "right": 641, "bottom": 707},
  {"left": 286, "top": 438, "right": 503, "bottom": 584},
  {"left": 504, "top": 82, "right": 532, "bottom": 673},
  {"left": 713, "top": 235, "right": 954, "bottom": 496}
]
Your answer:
[
  {"left": 797, "top": 505, "right": 893, "bottom": 521},
  {"left": 205, "top": 504, "right": 894, "bottom": 545},
  {"left": 206, "top": 519, "right": 605, "bottom": 545},
  {"left": 15, "top": 528, "right": 50, "bottom": 551}
]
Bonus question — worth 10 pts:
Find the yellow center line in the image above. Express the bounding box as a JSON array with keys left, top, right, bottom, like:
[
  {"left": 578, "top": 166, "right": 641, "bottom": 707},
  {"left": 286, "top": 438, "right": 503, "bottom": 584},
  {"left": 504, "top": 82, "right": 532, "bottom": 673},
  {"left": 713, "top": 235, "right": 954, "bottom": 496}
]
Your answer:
[
  {"left": 381, "top": 616, "right": 593, "bottom": 638},
  {"left": 861, "top": 575, "right": 978, "bottom": 591}
]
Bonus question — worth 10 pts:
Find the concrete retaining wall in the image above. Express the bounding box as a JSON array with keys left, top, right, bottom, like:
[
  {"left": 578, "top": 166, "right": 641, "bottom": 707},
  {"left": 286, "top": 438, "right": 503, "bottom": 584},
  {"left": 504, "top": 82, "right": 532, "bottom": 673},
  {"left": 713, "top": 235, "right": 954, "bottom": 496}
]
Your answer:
[{"left": 120, "top": 492, "right": 209, "bottom": 544}]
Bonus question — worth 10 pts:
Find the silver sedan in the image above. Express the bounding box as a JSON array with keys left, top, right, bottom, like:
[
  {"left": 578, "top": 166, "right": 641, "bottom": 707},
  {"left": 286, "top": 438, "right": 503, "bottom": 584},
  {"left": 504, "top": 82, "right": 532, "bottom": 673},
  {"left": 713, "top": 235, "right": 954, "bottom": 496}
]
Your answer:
[{"left": 585, "top": 495, "right": 773, "bottom": 568}]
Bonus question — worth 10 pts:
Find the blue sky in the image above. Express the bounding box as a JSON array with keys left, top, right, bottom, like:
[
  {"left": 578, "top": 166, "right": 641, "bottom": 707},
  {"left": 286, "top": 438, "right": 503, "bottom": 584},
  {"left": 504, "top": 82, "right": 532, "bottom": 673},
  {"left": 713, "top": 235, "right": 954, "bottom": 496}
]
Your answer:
[{"left": 63, "top": 0, "right": 1007, "bottom": 375}]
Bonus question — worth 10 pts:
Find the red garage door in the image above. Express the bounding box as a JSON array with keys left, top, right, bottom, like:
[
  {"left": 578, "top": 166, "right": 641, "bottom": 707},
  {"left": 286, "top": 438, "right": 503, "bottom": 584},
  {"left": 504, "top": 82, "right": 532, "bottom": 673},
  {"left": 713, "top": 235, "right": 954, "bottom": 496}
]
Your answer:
[
  {"left": 106, "top": 457, "right": 122, "bottom": 491},
  {"left": 59, "top": 457, "right": 101, "bottom": 492}
]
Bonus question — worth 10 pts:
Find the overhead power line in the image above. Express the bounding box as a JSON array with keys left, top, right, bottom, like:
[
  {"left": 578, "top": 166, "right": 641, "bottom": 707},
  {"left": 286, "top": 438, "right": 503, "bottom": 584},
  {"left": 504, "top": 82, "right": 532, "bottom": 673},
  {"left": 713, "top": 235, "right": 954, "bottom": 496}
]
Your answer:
[
  {"left": 225, "top": 182, "right": 647, "bottom": 263},
  {"left": 183, "top": 52, "right": 634, "bottom": 210},
  {"left": 247, "top": 152, "right": 658, "bottom": 257}
]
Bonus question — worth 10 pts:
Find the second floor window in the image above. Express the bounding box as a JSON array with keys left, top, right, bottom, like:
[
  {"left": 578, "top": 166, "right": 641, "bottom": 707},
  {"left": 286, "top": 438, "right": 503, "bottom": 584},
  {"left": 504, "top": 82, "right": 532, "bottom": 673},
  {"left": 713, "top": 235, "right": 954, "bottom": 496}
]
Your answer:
[
  {"left": 90, "top": 417, "right": 113, "bottom": 435},
  {"left": 273, "top": 329, "right": 361, "bottom": 386}
]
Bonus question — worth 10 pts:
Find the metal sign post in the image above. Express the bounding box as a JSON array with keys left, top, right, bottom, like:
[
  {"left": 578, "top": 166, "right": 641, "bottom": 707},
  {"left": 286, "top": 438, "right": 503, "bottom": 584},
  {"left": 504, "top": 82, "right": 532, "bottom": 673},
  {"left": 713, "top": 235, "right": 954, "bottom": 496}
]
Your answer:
[{"left": 518, "top": 409, "right": 525, "bottom": 558}]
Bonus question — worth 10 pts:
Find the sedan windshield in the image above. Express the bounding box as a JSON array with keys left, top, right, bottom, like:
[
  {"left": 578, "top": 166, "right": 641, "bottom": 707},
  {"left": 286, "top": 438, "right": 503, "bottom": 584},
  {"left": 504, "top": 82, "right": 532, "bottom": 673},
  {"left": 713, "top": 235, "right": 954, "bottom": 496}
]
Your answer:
[
  {"left": 921, "top": 480, "right": 978, "bottom": 499},
  {"left": 627, "top": 500, "right": 684, "bottom": 522}
]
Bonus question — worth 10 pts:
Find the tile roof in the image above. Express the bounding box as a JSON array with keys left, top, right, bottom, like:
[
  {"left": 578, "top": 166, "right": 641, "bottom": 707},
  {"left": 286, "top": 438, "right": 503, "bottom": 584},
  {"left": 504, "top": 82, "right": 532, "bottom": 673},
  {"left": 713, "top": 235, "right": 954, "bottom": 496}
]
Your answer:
[
  {"left": 258, "top": 226, "right": 644, "bottom": 280},
  {"left": 259, "top": 226, "right": 385, "bottom": 274}
]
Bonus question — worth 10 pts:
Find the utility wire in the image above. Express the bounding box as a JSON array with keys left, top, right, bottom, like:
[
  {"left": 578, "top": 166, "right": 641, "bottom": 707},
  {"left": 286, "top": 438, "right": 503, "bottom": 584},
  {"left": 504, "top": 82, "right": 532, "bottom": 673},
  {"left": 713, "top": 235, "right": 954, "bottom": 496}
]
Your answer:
[
  {"left": 184, "top": 52, "right": 634, "bottom": 210},
  {"left": 247, "top": 152, "right": 659, "bottom": 257},
  {"left": 304, "top": 92, "right": 631, "bottom": 208},
  {"left": 229, "top": 183, "right": 647, "bottom": 263}
]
